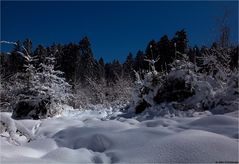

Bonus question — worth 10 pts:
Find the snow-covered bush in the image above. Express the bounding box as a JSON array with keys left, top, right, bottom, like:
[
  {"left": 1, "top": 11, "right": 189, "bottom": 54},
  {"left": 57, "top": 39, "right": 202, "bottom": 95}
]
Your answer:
[
  {"left": 72, "top": 77, "right": 132, "bottom": 110},
  {"left": 11, "top": 49, "right": 72, "bottom": 119},
  {"left": 198, "top": 47, "right": 232, "bottom": 88},
  {"left": 130, "top": 55, "right": 196, "bottom": 114},
  {"left": 72, "top": 83, "right": 91, "bottom": 109},
  {"left": 211, "top": 72, "right": 239, "bottom": 114},
  {"left": 0, "top": 78, "right": 13, "bottom": 112},
  {"left": 155, "top": 58, "right": 196, "bottom": 104},
  {"left": 0, "top": 113, "right": 34, "bottom": 145},
  {"left": 165, "top": 56, "right": 215, "bottom": 111},
  {"left": 194, "top": 47, "right": 238, "bottom": 113},
  {"left": 11, "top": 54, "right": 48, "bottom": 119},
  {"left": 130, "top": 48, "right": 236, "bottom": 115},
  {"left": 130, "top": 51, "right": 197, "bottom": 114},
  {"left": 36, "top": 56, "right": 72, "bottom": 116},
  {"left": 130, "top": 60, "right": 165, "bottom": 114},
  {"left": 105, "top": 78, "right": 133, "bottom": 107}
]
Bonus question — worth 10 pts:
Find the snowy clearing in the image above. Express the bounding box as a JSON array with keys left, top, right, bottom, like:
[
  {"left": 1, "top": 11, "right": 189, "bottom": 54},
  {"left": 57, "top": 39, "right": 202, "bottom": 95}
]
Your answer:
[{"left": 1, "top": 107, "right": 238, "bottom": 163}]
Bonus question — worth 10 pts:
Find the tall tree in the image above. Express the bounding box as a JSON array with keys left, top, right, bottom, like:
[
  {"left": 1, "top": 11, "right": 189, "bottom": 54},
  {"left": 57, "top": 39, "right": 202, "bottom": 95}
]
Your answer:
[
  {"left": 134, "top": 50, "right": 148, "bottom": 72},
  {"left": 123, "top": 52, "right": 134, "bottom": 79},
  {"left": 79, "top": 37, "right": 98, "bottom": 82},
  {"left": 157, "top": 35, "right": 174, "bottom": 72},
  {"left": 61, "top": 43, "right": 81, "bottom": 83},
  {"left": 9, "top": 40, "right": 24, "bottom": 73},
  {"left": 23, "top": 38, "right": 32, "bottom": 56},
  {"left": 145, "top": 40, "right": 159, "bottom": 60},
  {"left": 98, "top": 57, "right": 105, "bottom": 79},
  {"left": 34, "top": 44, "right": 48, "bottom": 67},
  {"left": 172, "top": 29, "right": 188, "bottom": 54},
  {"left": 229, "top": 46, "right": 238, "bottom": 70},
  {"left": 105, "top": 60, "right": 122, "bottom": 84}
]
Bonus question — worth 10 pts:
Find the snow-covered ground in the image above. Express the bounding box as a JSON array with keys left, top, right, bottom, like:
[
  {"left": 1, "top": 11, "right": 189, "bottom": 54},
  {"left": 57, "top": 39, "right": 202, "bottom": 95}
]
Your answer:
[{"left": 0, "top": 106, "right": 238, "bottom": 163}]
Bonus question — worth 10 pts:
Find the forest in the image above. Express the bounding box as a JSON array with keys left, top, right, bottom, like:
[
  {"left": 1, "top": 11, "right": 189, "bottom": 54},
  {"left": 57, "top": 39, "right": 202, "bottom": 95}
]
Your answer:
[
  {"left": 2, "top": 0, "right": 239, "bottom": 163},
  {"left": 1, "top": 28, "right": 239, "bottom": 163},
  {"left": 0, "top": 29, "right": 238, "bottom": 119}
]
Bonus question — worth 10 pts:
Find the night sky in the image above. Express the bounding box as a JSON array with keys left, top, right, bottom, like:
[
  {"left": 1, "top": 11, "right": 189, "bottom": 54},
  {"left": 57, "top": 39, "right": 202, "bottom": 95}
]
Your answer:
[{"left": 1, "top": 1, "right": 238, "bottom": 62}]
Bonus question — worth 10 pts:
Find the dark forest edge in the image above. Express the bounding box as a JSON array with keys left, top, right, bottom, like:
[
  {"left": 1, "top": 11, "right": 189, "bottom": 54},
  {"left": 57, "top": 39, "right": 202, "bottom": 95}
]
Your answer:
[{"left": 0, "top": 29, "right": 238, "bottom": 119}]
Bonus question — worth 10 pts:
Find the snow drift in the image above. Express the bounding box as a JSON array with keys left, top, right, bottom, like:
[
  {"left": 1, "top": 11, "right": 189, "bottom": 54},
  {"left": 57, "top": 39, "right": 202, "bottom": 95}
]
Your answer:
[{"left": 1, "top": 109, "right": 238, "bottom": 163}]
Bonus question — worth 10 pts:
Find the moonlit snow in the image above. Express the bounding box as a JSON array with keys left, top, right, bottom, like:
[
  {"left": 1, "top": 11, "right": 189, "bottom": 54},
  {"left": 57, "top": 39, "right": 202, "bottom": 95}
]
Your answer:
[{"left": 0, "top": 106, "right": 238, "bottom": 163}]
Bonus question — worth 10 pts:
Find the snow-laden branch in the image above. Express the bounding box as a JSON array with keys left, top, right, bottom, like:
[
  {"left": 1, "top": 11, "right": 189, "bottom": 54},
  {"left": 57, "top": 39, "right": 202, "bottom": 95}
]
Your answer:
[
  {"left": 1, "top": 40, "right": 33, "bottom": 62},
  {"left": 133, "top": 70, "right": 142, "bottom": 85},
  {"left": 144, "top": 58, "right": 159, "bottom": 74},
  {"left": 0, "top": 41, "right": 17, "bottom": 45}
]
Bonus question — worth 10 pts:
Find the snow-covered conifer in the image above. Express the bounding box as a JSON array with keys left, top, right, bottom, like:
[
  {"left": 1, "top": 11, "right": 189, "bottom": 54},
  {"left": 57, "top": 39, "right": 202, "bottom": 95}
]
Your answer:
[
  {"left": 36, "top": 54, "right": 72, "bottom": 116},
  {"left": 130, "top": 54, "right": 164, "bottom": 114},
  {"left": 6, "top": 44, "right": 72, "bottom": 119}
]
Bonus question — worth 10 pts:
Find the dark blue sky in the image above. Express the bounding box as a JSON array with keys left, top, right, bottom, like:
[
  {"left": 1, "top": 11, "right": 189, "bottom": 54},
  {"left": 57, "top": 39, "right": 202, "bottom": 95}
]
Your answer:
[{"left": 1, "top": 1, "right": 238, "bottom": 62}]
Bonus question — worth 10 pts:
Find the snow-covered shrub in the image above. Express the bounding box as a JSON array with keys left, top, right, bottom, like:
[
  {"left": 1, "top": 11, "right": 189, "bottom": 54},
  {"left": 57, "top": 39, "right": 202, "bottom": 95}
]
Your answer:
[
  {"left": 72, "top": 77, "right": 132, "bottom": 110},
  {"left": 198, "top": 47, "right": 232, "bottom": 88},
  {"left": 83, "top": 78, "right": 108, "bottom": 105},
  {"left": 194, "top": 47, "right": 238, "bottom": 113},
  {"left": 72, "top": 83, "right": 91, "bottom": 109},
  {"left": 130, "top": 46, "right": 238, "bottom": 115},
  {"left": 11, "top": 50, "right": 72, "bottom": 119},
  {"left": 165, "top": 57, "right": 216, "bottom": 111},
  {"left": 36, "top": 56, "right": 72, "bottom": 116},
  {"left": 0, "top": 79, "right": 13, "bottom": 112},
  {"left": 211, "top": 72, "right": 239, "bottom": 114},
  {"left": 155, "top": 58, "right": 196, "bottom": 104},
  {"left": 130, "top": 55, "right": 197, "bottom": 114},
  {"left": 134, "top": 103, "right": 212, "bottom": 120},
  {"left": 130, "top": 51, "right": 217, "bottom": 114},
  {"left": 0, "top": 113, "right": 34, "bottom": 145},
  {"left": 130, "top": 60, "right": 164, "bottom": 114},
  {"left": 105, "top": 78, "right": 133, "bottom": 107},
  {"left": 12, "top": 55, "right": 48, "bottom": 119},
  {"left": 187, "top": 47, "right": 239, "bottom": 113}
]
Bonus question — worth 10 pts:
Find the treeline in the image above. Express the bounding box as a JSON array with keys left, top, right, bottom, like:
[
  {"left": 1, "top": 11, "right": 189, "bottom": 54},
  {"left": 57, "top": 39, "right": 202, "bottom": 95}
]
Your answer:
[
  {"left": 0, "top": 29, "right": 238, "bottom": 108},
  {"left": 1, "top": 29, "right": 238, "bottom": 84}
]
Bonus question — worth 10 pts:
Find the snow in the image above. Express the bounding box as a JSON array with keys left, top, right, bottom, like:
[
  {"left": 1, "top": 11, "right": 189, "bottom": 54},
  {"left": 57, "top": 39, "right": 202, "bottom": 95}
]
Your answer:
[{"left": 1, "top": 107, "right": 238, "bottom": 163}]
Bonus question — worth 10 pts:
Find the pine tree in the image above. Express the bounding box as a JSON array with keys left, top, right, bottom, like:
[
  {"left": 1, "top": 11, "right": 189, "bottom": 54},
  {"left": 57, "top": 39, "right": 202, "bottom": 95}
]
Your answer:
[
  {"left": 106, "top": 60, "right": 123, "bottom": 84},
  {"left": 9, "top": 40, "right": 24, "bottom": 73},
  {"left": 98, "top": 57, "right": 105, "bottom": 79},
  {"left": 37, "top": 54, "right": 72, "bottom": 116},
  {"left": 134, "top": 50, "right": 146, "bottom": 72},
  {"left": 34, "top": 44, "right": 48, "bottom": 67},
  {"left": 79, "top": 37, "right": 98, "bottom": 83},
  {"left": 12, "top": 49, "right": 44, "bottom": 119},
  {"left": 145, "top": 40, "right": 159, "bottom": 60},
  {"left": 123, "top": 52, "right": 134, "bottom": 79},
  {"left": 23, "top": 39, "right": 32, "bottom": 56},
  {"left": 60, "top": 43, "right": 81, "bottom": 83},
  {"left": 172, "top": 29, "right": 188, "bottom": 54},
  {"left": 157, "top": 35, "right": 174, "bottom": 72},
  {"left": 12, "top": 47, "right": 71, "bottom": 119},
  {"left": 229, "top": 46, "right": 238, "bottom": 70}
]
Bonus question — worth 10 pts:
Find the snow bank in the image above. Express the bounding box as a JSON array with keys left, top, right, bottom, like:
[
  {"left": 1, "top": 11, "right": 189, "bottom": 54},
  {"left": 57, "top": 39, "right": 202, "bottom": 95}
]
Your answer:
[
  {"left": 1, "top": 109, "right": 238, "bottom": 163},
  {"left": 181, "top": 115, "right": 239, "bottom": 139},
  {"left": 0, "top": 113, "right": 36, "bottom": 145}
]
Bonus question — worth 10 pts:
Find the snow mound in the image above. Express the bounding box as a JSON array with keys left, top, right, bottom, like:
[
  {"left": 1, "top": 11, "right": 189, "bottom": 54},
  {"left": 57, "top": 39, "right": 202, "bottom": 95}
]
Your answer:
[
  {"left": 182, "top": 115, "right": 239, "bottom": 138},
  {"left": 154, "top": 130, "right": 238, "bottom": 163},
  {"left": 0, "top": 113, "right": 35, "bottom": 145},
  {"left": 1, "top": 109, "right": 238, "bottom": 163},
  {"left": 42, "top": 147, "right": 111, "bottom": 163},
  {"left": 53, "top": 127, "right": 112, "bottom": 152},
  {"left": 188, "top": 115, "right": 238, "bottom": 126}
]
